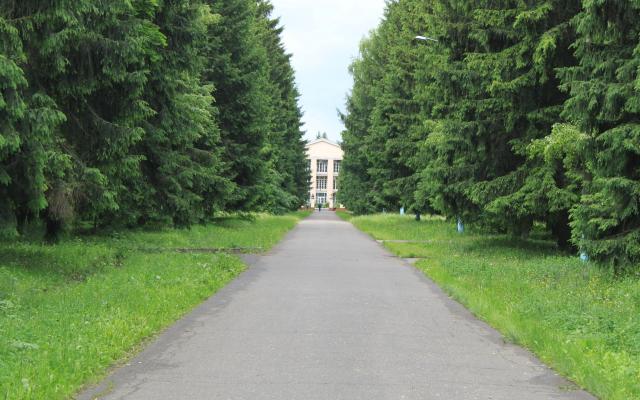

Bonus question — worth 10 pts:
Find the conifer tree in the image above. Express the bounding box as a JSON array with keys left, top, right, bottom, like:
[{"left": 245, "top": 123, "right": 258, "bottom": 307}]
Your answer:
[
  {"left": 75, "top": 0, "right": 162, "bottom": 229},
  {"left": 410, "top": 0, "right": 580, "bottom": 246},
  {"left": 0, "top": 11, "right": 66, "bottom": 236},
  {"left": 1, "top": 0, "right": 309, "bottom": 239},
  {"left": 340, "top": 2, "right": 423, "bottom": 215},
  {"left": 128, "top": 0, "right": 233, "bottom": 227},
  {"left": 3, "top": 0, "right": 231, "bottom": 235},
  {"left": 339, "top": 32, "right": 384, "bottom": 214},
  {"left": 465, "top": 0, "right": 580, "bottom": 245},
  {"left": 560, "top": 1, "right": 640, "bottom": 271},
  {"left": 365, "top": 1, "right": 424, "bottom": 213},
  {"left": 203, "top": 0, "right": 272, "bottom": 212},
  {"left": 256, "top": 0, "right": 309, "bottom": 213},
  {"left": 10, "top": 0, "right": 169, "bottom": 238},
  {"left": 341, "top": 0, "right": 583, "bottom": 249}
]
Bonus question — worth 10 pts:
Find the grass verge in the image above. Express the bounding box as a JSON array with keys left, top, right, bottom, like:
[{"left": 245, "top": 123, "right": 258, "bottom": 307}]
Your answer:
[
  {"left": 338, "top": 211, "right": 640, "bottom": 400},
  {"left": 0, "top": 211, "right": 312, "bottom": 400}
]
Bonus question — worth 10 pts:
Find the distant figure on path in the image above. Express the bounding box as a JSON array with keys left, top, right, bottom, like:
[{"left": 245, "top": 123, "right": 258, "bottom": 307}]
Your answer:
[{"left": 318, "top": 203, "right": 322, "bottom": 212}]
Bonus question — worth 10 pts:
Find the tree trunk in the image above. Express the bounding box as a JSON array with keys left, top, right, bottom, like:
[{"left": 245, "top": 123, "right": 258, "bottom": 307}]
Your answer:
[
  {"left": 552, "top": 208, "right": 574, "bottom": 252},
  {"left": 44, "top": 218, "right": 63, "bottom": 243}
]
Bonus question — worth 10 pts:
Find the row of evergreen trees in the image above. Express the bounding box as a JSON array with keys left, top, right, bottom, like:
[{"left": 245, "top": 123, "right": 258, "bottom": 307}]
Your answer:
[
  {"left": 0, "top": 0, "right": 309, "bottom": 239},
  {"left": 339, "top": 0, "right": 640, "bottom": 273}
]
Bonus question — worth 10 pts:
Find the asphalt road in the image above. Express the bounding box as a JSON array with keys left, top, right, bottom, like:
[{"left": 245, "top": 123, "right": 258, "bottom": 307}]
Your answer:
[{"left": 78, "top": 211, "right": 598, "bottom": 400}]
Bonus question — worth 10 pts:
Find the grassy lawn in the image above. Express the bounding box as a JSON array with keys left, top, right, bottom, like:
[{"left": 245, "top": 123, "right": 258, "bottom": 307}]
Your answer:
[
  {"left": 0, "top": 211, "right": 312, "bottom": 400},
  {"left": 336, "top": 211, "right": 640, "bottom": 400}
]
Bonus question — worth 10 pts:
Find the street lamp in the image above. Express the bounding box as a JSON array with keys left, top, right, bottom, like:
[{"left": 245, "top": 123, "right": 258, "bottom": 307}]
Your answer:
[{"left": 416, "top": 35, "right": 438, "bottom": 42}]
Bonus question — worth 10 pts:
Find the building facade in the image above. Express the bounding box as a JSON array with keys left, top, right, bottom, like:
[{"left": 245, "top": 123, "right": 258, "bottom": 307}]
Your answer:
[{"left": 305, "top": 139, "right": 343, "bottom": 209}]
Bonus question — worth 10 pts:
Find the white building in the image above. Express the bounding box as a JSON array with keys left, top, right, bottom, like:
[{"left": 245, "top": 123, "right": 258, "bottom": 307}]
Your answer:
[{"left": 305, "top": 139, "right": 344, "bottom": 209}]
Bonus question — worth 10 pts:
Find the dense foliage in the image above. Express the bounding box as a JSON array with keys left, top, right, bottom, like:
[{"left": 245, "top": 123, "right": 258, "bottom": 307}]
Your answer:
[
  {"left": 340, "top": 0, "right": 640, "bottom": 272},
  {"left": 0, "top": 0, "right": 309, "bottom": 238}
]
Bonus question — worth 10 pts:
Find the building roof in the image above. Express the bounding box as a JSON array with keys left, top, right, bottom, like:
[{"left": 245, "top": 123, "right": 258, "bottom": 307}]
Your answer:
[{"left": 305, "top": 138, "right": 341, "bottom": 148}]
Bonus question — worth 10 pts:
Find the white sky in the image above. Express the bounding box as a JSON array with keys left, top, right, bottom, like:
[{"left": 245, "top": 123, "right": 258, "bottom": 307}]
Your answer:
[{"left": 269, "top": 0, "right": 387, "bottom": 143}]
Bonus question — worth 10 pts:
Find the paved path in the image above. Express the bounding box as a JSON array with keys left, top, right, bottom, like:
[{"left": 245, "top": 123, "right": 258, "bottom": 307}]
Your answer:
[{"left": 79, "top": 211, "right": 597, "bottom": 400}]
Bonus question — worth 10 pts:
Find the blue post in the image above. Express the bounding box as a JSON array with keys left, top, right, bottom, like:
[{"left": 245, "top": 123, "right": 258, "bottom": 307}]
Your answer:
[
  {"left": 400, "top": 207, "right": 405, "bottom": 215},
  {"left": 457, "top": 217, "right": 465, "bottom": 233},
  {"left": 580, "top": 234, "right": 588, "bottom": 261}
]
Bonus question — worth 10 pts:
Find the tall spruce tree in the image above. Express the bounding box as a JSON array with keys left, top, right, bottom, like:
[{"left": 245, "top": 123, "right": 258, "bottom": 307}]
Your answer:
[
  {"left": 1, "top": 0, "right": 156, "bottom": 238},
  {"left": 0, "top": 9, "right": 66, "bottom": 236},
  {"left": 14, "top": 0, "right": 168, "bottom": 238},
  {"left": 204, "top": 0, "right": 272, "bottom": 212},
  {"left": 410, "top": 0, "right": 581, "bottom": 246},
  {"left": 1, "top": 0, "right": 309, "bottom": 239},
  {"left": 560, "top": 1, "right": 640, "bottom": 271},
  {"left": 256, "top": 0, "right": 309, "bottom": 213},
  {"left": 341, "top": 0, "right": 583, "bottom": 249},
  {"left": 127, "top": 0, "right": 233, "bottom": 228},
  {"left": 365, "top": 1, "right": 424, "bottom": 214},
  {"left": 411, "top": 0, "right": 489, "bottom": 226},
  {"left": 464, "top": 0, "right": 581, "bottom": 245},
  {"left": 457, "top": 0, "right": 580, "bottom": 243},
  {"left": 339, "top": 32, "right": 384, "bottom": 215},
  {"left": 340, "top": 2, "right": 425, "bottom": 215}
]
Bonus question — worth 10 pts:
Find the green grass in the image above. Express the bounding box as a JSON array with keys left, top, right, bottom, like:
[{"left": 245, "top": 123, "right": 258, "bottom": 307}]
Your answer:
[
  {"left": 0, "top": 210, "right": 311, "bottom": 400},
  {"left": 336, "top": 211, "right": 450, "bottom": 241},
  {"left": 341, "top": 212, "right": 640, "bottom": 400},
  {"left": 62, "top": 212, "right": 313, "bottom": 251}
]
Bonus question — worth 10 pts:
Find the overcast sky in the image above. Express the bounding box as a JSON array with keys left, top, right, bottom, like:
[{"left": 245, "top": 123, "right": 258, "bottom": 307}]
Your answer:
[{"left": 269, "top": 0, "right": 388, "bottom": 143}]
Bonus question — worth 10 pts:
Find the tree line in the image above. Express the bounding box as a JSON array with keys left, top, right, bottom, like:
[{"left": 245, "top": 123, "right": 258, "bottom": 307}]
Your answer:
[
  {"left": 0, "top": 0, "right": 309, "bottom": 239},
  {"left": 339, "top": 0, "right": 640, "bottom": 273}
]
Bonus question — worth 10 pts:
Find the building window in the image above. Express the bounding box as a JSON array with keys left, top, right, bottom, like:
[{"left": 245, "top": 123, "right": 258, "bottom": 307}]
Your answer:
[
  {"left": 316, "top": 192, "right": 327, "bottom": 204},
  {"left": 334, "top": 160, "right": 341, "bottom": 173},
  {"left": 317, "top": 176, "right": 327, "bottom": 190},
  {"left": 317, "top": 159, "right": 328, "bottom": 173},
  {"left": 333, "top": 177, "right": 338, "bottom": 190}
]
